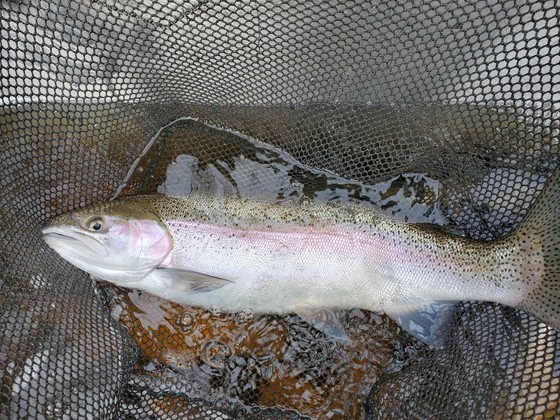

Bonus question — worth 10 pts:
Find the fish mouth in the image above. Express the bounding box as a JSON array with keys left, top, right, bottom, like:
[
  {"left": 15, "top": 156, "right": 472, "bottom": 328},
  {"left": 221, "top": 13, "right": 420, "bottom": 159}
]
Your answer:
[
  {"left": 42, "top": 226, "right": 110, "bottom": 258},
  {"left": 42, "top": 231, "right": 80, "bottom": 242}
]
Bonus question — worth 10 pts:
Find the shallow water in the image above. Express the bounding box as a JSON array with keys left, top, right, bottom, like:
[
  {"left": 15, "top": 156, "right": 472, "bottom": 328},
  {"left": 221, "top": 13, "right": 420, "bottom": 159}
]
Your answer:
[{"left": 104, "top": 119, "right": 444, "bottom": 418}]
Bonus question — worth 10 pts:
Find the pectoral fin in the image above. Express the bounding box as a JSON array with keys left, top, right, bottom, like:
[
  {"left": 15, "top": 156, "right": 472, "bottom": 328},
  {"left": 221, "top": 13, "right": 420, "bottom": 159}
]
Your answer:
[
  {"left": 295, "top": 308, "right": 349, "bottom": 341},
  {"left": 156, "top": 268, "right": 233, "bottom": 293},
  {"left": 384, "top": 301, "right": 458, "bottom": 349}
]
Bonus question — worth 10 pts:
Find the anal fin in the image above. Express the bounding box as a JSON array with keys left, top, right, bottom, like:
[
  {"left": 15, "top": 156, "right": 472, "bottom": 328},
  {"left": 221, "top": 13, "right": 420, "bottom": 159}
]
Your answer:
[
  {"left": 384, "top": 301, "right": 458, "bottom": 349},
  {"left": 295, "top": 308, "right": 349, "bottom": 341}
]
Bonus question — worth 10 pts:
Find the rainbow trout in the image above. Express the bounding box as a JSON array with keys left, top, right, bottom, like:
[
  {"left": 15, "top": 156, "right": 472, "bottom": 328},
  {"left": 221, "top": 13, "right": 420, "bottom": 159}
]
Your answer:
[{"left": 42, "top": 170, "right": 560, "bottom": 347}]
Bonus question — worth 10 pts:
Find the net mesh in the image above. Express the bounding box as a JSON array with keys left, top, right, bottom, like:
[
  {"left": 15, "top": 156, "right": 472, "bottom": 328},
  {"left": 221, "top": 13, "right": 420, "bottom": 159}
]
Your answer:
[{"left": 1, "top": 0, "right": 559, "bottom": 418}]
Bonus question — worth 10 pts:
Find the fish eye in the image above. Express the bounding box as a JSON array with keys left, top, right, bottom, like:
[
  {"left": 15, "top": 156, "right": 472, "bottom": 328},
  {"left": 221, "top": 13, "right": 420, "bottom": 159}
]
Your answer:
[{"left": 87, "top": 218, "right": 104, "bottom": 232}]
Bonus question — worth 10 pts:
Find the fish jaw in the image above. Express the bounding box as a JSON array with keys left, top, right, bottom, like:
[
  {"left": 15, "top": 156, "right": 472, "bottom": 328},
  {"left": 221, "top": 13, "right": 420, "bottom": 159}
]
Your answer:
[{"left": 42, "top": 225, "right": 117, "bottom": 274}]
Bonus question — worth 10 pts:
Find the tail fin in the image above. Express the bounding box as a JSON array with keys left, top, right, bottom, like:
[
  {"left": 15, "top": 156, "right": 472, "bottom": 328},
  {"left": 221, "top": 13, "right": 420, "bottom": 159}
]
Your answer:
[{"left": 513, "top": 168, "right": 560, "bottom": 330}]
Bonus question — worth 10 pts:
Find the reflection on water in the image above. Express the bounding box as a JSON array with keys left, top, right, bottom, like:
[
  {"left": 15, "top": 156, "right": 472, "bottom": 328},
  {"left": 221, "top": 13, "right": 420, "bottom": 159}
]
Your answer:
[
  {"left": 107, "top": 118, "right": 445, "bottom": 417},
  {"left": 127, "top": 117, "right": 445, "bottom": 224},
  {"left": 159, "top": 150, "right": 446, "bottom": 223}
]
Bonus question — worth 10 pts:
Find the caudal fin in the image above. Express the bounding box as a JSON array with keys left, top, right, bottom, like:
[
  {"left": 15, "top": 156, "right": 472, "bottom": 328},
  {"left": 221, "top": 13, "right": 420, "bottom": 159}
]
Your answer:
[{"left": 513, "top": 167, "right": 560, "bottom": 330}]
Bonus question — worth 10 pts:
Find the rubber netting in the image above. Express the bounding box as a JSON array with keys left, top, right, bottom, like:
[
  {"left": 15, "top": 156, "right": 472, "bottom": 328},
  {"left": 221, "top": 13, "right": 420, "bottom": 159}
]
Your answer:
[{"left": 1, "top": 0, "right": 559, "bottom": 418}]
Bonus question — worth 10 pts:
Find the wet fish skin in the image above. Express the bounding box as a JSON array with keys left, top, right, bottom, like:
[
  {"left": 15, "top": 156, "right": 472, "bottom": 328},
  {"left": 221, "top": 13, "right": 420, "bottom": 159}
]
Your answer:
[{"left": 41, "top": 169, "right": 560, "bottom": 345}]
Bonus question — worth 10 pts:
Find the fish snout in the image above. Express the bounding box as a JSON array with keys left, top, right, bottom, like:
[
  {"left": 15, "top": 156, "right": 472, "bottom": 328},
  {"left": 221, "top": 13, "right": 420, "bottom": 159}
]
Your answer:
[{"left": 41, "top": 222, "right": 111, "bottom": 259}]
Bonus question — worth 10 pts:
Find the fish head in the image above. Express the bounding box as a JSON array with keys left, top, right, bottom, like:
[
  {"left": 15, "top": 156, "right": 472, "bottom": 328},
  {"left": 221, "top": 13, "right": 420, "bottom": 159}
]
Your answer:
[{"left": 42, "top": 199, "right": 173, "bottom": 283}]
